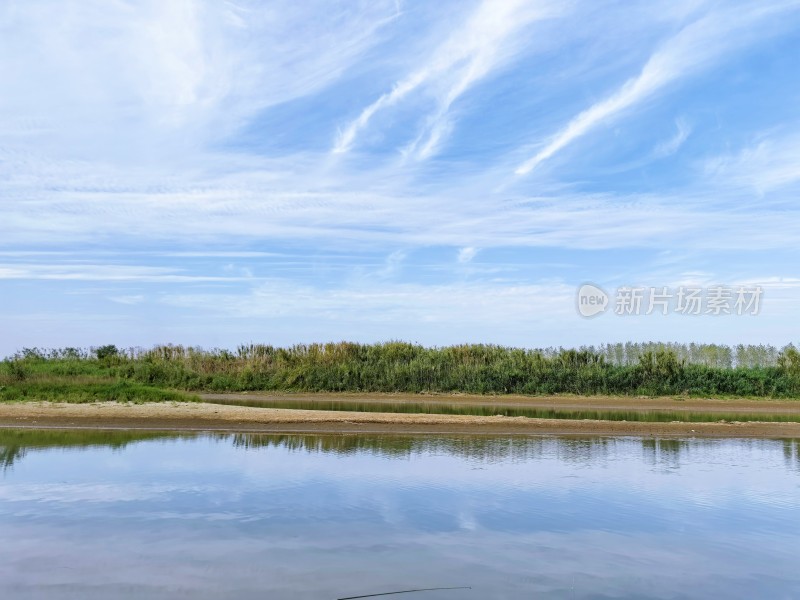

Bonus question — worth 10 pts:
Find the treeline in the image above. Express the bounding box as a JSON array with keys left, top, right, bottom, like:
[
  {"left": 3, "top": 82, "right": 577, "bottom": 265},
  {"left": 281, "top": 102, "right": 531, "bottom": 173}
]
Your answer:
[
  {"left": 7, "top": 341, "right": 792, "bottom": 368},
  {"left": 3, "top": 341, "right": 800, "bottom": 397}
]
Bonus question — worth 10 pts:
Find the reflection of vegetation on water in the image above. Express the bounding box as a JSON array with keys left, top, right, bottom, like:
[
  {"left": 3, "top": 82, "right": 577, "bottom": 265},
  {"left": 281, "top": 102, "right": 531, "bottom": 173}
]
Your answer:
[
  {"left": 207, "top": 398, "right": 800, "bottom": 423},
  {"left": 0, "top": 429, "right": 189, "bottom": 470},
  {"left": 3, "top": 428, "right": 799, "bottom": 473},
  {"left": 224, "top": 431, "right": 663, "bottom": 464},
  {"left": 783, "top": 440, "right": 800, "bottom": 471},
  {"left": 641, "top": 438, "right": 689, "bottom": 468},
  {"left": 227, "top": 432, "right": 555, "bottom": 462},
  {"left": 226, "top": 432, "right": 800, "bottom": 469},
  {"left": 0, "top": 429, "right": 635, "bottom": 468}
]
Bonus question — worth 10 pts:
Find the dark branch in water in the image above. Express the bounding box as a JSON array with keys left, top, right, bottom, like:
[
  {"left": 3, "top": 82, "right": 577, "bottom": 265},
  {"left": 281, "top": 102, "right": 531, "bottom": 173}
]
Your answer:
[{"left": 337, "top": 586, "right": 471, "bottom": 599}]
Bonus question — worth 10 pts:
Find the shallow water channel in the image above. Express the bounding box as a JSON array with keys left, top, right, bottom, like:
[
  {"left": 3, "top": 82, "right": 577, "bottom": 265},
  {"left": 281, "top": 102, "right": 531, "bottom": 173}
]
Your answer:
[{"left": 1, "top": 429, "right": 799, "bottom": 599}]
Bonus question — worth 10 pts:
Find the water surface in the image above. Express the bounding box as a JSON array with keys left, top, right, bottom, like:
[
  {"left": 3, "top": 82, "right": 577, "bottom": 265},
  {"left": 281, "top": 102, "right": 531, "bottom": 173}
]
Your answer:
[{"left": 1, "top": 429, "right": 799, "bottom": 599}]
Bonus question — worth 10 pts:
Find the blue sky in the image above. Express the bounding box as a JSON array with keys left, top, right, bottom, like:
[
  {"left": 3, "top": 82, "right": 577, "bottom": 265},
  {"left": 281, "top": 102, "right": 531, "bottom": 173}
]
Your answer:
[{"left": 1, "top": 0, "right": 799, "bottom": 355}]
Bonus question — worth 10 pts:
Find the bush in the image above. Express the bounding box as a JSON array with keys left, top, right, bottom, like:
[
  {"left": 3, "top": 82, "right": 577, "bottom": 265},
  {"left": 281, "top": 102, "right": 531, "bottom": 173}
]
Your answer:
[
  {"left": 96, "top": 345, "right": 119, "bottom": 361},
  {"left": 778, "top": 346, "right": 800, "bottom": 375},
  {"left": 6, "top": 360, "right": 28, "bottom": 382}
]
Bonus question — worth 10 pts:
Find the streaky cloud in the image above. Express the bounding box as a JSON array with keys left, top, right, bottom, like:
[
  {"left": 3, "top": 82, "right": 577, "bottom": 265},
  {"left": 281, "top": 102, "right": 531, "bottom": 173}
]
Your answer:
[
  {"left": 514, "top": 1, "right": 800, "bottom": 175},
  {"left": 334, "top": 0, "right": 560, "bottom": 158},
  {"left": 654, "top": 118, "right": 692, "bottom": 157}
]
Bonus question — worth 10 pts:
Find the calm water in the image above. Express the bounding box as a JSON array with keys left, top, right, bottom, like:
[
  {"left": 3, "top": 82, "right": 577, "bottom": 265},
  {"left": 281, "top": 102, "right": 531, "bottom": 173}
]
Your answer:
[{"left": 1, "top": 430, "right": 799, "bottom": 599}]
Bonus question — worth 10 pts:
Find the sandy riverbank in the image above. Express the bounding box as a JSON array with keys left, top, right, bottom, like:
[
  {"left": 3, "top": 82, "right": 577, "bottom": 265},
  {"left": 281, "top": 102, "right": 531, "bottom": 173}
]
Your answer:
[{"left": 1, "top": 398, "right": 800, "bottom": 438}]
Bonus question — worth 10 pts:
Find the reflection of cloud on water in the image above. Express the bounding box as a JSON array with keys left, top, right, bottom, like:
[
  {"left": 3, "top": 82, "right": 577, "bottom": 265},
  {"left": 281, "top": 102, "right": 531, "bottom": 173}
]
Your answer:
[
  {"left": 2, "top": 432, "right": 800, "bottom": 597},
  {"left": 1, "top": 524, "right": 797, "bottom": 599}
]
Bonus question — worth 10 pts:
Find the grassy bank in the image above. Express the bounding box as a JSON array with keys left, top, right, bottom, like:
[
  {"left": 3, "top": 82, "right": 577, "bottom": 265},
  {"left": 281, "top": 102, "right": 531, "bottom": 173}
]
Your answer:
[
  {"left": 205, "top": 397, "right": 800, "bottom": 423},
  {"left": 2, "top": 342, "right": 800, "bottom": 399},
  {"left": 0, "top": 371, "right": 198, "bottom": 404}
]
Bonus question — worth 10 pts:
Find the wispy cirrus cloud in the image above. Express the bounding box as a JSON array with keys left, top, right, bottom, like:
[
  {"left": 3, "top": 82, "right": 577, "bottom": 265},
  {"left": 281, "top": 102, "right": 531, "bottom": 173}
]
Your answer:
[
  {"left": 514, "top": 1, "right": 800, "bottom": 175},
  {"left": 0, "top": 0, "right": 399, "bottom": 162},
  {"left": 704, "top": 129, "right": 800, "bottom": 194},
  {"left": 333, "top": 0, "right": 561, "bottom": 159},
  {"left": 161, "top": 279, "right": 576, "bottom": 325},
  {"left": 458, "top": 247, "right": 480, "bottom": 263},
  {"left": 2, "top": 0, "right": 800, "bottom": 353},
  {"left": 108, "top": 295, "right": 146, "bottom": 305},
  {"left": 0, "top": 264, "right": 250, "bottom": 283},
  {"left": 654, "top": 118, "right": 692, "bottom": 158},
  {"left": 3, "top": 162, "right": 800, "bottom": 252}
]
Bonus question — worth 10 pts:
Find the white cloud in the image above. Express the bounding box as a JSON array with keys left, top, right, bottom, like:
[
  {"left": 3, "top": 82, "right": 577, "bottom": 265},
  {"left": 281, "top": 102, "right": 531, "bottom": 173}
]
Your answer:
[
  {"left": 0, "top": 0, "right": 399, "bottom": 162},
  {"left": 375, "top": 250, "right": 408, "bottom": 278},
  {"left": 654, "top": 118, "right": 692, "bottom": 157},
  {"left": 515, "top": 2, "right": 799, "bottom": 174},
  {"left": 108, "top": 295, "right": 146, "bottom": 305},
  {"left": 2, "top": 0, "right": 798, "bottom": 257},
  {"left": 161, "top": 279, "right": 575, "bottom": 324},
  {"left": 704, "top": 131, "right": 800, "bottom": 193},
  {"left": 3, "top": 167, "right": 800, "bottom": 252},
  {"left": 1, "top": 1, "right": 800, "bottom": 351},
  {"left": 458, "top": 247, "right": 479, "bottom": 263},
  {"left": 334, "top": 0, "right": 561, "bottom": 159},
  {"left": 0, "top": 264, "right": 248, "bottom": 283}
]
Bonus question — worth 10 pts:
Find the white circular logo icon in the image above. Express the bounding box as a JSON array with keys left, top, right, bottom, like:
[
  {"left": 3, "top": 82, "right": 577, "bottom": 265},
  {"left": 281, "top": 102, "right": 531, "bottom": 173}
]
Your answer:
[{"left": 576, "top": 283, "right": 609, "bottom": 317}]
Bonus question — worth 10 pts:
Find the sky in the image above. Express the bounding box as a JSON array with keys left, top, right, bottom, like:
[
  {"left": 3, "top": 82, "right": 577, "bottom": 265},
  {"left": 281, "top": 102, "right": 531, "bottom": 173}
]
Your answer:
[{"left": 1, "top": 0, "right": 799, "bottom": 355}]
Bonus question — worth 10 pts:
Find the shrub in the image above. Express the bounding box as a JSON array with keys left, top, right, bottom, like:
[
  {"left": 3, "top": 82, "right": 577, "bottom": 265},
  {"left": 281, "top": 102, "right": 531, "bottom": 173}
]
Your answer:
[
  {"left": 777, "top": 346, "right": 800, "bottom": 375},
  {"left": 96, "top": 345, "right": 119, "bottom": 361},
  {"left": 6, "top": 360, "right": 28, "bottom": 382}
]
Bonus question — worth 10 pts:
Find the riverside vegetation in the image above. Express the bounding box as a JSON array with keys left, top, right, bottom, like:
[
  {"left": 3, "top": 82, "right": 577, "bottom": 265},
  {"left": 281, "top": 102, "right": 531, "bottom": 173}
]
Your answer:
[{"left": 1, "top": 342, "right": 800, "bottom": 403}]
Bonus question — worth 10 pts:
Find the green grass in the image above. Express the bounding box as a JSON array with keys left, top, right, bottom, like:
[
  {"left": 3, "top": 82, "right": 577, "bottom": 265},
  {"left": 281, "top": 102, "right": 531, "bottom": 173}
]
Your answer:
[
  {"left": 0, "top": 380, "right": 199, "bottom": 404},
  {"left": 205, "top": 397, "right": 800, "bottom": 423},
  {"left": 2, "top": 341, "right": 799, "bottom": 399}
]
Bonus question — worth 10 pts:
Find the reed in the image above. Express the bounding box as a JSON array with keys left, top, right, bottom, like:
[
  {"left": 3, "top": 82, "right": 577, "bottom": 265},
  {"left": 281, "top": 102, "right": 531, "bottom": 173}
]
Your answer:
[{"left": 2, "top": 341, "right": 799, "bottom": 398}]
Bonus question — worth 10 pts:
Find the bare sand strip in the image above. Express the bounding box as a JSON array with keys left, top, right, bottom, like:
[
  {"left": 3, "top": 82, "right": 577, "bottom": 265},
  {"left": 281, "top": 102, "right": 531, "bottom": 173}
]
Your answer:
[{"left": 1, "top": 401, "right": 800, "bottom": 438}]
